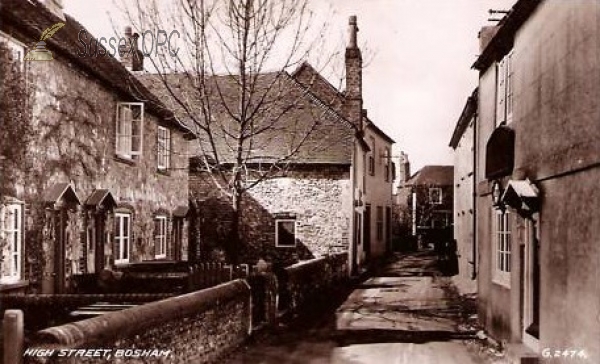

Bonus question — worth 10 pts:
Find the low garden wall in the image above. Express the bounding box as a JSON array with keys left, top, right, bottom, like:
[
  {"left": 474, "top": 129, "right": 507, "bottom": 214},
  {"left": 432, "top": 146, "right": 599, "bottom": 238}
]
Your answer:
[
  {"left": 22, "top": 280, "right": 251, "bottom": 364},
  {"left": 5, "top": 253, "right": 350, "bottom": 364},
  {"left": 282, "top": 252, "right": 349, "bottom": 312}
]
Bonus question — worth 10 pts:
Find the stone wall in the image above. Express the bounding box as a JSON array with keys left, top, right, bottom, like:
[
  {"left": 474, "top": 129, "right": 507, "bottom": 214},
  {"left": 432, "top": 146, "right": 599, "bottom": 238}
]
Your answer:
[
  {"left": 24, "top": 280, "right": 251, "bottom": 364},
  {"left": 190, "top": 165, "right": 352, "bottom": 266},
  {"left": 0, "top": 25, "right": 190, "bottom": 293}
]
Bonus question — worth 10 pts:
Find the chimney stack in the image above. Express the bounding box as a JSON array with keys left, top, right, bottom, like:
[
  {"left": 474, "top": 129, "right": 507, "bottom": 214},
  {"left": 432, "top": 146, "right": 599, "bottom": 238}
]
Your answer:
[
  {"left": 119, "top": 26, "right": 144, "bottom": 72},
  {"left": 478, "top": 25, "right": 499, "bottom": 53},
  {"left": 344, "top": 15, "right": 363, "bottom": 130},
  {"left": 400, "top": 152, "right": 410, "bottom": 184}
]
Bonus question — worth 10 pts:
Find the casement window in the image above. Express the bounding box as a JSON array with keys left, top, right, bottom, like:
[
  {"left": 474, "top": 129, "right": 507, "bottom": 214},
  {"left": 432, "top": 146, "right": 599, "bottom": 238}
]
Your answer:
[
  {"left": 383, "top": 148, "right": 391, "bottom": 182},
  {"left": 114, "top": 212, "right": 131, "bottom": 264},
  {"left": 429, "top": 187, "right": 443, "bottom": 205},
  {"left": 368, "top": 137, "right": 375, "bottom": 176},
  {"left": 0, "top": 202, "right": 23, "bottom": 283},
  {"left": 496, "top": 51, "right": 514, "bottom": 126},
  {"left": 494, "top": 209, "right": 512, "bottom": 287},
  {"left": 116, "top": 102, "right": 144, "bottom": 159},
  {"left": 275, "top": 219, "right": 296, "bottom": 247},
  {"left": 157, "top": 126, "right": 171, "bottom": 170},
  {"left": 376, "top": 206, "right": 384, "bottom": 241},
  {"left": 154, "top": 215, "right": 167, "bottom": 259}
]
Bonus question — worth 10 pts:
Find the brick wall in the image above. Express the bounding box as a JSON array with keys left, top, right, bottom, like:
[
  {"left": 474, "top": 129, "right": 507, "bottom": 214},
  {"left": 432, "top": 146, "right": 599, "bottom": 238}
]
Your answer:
[
  {"left": 190, "top": 165, "right": 352, "bottom": 266},
  {"left": 25, "top": 280, "right": 251, "bottom": 364}
]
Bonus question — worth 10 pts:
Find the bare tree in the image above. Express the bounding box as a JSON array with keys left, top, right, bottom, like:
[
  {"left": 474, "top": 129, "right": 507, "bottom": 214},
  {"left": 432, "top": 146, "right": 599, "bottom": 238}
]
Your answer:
[{"left": 113, "top": 0, "right": 349, "bottom": 262}]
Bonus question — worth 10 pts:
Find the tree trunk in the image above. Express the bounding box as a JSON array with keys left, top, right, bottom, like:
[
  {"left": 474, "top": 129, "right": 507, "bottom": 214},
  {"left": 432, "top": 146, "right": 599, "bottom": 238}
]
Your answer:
[{"left": 227, "top": 189, "right": 242, "bottom": 265}]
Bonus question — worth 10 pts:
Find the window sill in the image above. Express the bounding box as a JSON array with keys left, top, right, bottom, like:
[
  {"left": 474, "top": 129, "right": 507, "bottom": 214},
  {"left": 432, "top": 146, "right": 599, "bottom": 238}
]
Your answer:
[
  {"left": 492, "top": 276, "right": 511, "bottom": 289},
  {"left": 0, "top": 280, "right": 29, "bottom": 292},
  {"left": 156, "top": 168, "right": 171, "bottom": 176},
  {"left": 114, "top": 155, "right": 136, "bottom": 166},
  {"left": 275, "top": 245, "right": 297, "bottom": 248}
]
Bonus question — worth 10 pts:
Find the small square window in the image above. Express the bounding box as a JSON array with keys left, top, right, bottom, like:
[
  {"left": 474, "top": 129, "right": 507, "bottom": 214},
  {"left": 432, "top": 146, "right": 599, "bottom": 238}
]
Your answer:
[
  {"left": 276, "top": 219, "right": 296, "bottom": 247},
  {"left": 429, "top": 188, "right": 442, "bottom": 204}
]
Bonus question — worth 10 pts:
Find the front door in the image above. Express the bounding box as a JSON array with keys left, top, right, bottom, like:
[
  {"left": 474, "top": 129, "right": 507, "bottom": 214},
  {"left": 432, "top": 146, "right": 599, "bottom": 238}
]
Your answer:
[
  {"left": 94, "top": 214, "right": 106, "bottom": 272},
  {"left": 54, "top": 209, "right": 67, "bottom": 294},
  {"left": 364, "top": 205, "right": 371, "bottom": 262},
  {"left": 522, "top": 213, "right": 540, "bottom": 351}
]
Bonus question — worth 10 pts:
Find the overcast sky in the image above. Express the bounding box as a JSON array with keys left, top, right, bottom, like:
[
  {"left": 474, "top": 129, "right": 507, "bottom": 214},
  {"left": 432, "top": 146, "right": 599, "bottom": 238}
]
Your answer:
[{"left": 64, "top": 0, "right": 516, "bottom": 173}]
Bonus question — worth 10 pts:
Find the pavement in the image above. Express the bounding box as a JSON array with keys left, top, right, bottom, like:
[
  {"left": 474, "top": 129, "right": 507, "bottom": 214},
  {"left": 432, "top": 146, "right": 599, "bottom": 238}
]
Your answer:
[{"left": 224, "top": 251, "right": 486, "bottom": 364}]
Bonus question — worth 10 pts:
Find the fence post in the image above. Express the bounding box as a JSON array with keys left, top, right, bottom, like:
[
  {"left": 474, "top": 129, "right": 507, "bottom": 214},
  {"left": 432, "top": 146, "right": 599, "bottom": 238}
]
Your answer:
[{"left": 4, "top": 309, "right": 24, "bottom": 364}]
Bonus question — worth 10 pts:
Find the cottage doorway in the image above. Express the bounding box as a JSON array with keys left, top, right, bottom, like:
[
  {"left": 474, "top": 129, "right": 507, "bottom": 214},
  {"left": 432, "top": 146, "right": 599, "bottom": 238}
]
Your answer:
[
  {"left": 522, "top": 213, "right": 540, "bottom": 352},
  {"left": 364, "top": 205, "right": 372, "bottom": 261},
  {"left": 54, "top": 209, "right": 67, "bottom": 294},
  {"left": 91, "top": 214, "right": 107, "bottom": 273}
]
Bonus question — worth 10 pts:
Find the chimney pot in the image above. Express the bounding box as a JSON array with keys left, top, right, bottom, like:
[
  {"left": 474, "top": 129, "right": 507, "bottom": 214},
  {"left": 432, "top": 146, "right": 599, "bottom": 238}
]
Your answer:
[{"left": 348, "top": 15, "right": 358, "bottom": 49}]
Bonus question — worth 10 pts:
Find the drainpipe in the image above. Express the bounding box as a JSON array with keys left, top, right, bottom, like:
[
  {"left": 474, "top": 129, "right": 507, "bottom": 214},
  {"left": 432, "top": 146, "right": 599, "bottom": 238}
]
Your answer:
[
  {"left": 349, "top": 140, "right": 357, "bottom": 277},
  {"left": 471, "top": 112, "right": 478, "bottom": 280}
]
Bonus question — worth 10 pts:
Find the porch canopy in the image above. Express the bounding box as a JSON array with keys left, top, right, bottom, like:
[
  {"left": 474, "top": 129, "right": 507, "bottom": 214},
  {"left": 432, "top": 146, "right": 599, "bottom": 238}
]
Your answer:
[
  {"left": 85, "top": 189, "right": 117, "bottom": 211},
  {"left": 42, "top": 183, "right": 81, "bottom": 209},
  {"left": 500, "top": 179, "right": 540, "bottom": 215}
]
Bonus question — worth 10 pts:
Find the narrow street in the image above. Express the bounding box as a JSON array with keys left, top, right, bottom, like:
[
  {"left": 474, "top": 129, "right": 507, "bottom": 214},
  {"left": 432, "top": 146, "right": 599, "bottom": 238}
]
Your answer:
[{"left": 225, "top": 251, "right": 485, "bottom": 364}]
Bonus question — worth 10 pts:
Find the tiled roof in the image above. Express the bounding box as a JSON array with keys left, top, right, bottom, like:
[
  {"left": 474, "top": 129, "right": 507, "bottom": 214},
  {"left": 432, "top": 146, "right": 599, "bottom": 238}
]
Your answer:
[
  {"left": 406, "top": 165, "right": 454, "bottom": 186},
  {"left": 139, "top": 70, "right": 355, "bottom": 165},
  {"left": 293, "top": 62, "right": 395, "bottom": 144},
  {"left": 0, "top": 0, "right": 192, "bottom": 135},
  {"left": 472, "top": 0, "right": 542, "bottom": 71},
  {"left": 449, "top": 88, "right": 477, "bottom": 149}
]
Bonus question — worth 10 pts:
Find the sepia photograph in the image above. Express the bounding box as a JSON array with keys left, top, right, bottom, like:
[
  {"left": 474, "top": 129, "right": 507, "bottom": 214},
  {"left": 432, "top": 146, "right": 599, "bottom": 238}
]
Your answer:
[{"left": 0, "top": 0, "right": 598, "bottom": 363}]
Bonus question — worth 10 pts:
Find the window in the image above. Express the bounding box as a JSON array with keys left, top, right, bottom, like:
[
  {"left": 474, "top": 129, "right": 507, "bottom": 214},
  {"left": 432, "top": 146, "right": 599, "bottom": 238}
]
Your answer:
[
  {"left": 116, "top": 103, "right": 144, "bottom": 159},
  {"left": 157, "top": 126, "right": 171, "bottom": 170},
  {"left": 1, "top": 203, "right": 23, "bottom": 283},
  {"left": 154, "top": 216, "right": 167, "bottom": 259},
  {"left": 275, "top": 220, "right": 296, "bottom": 247},
  {"left": 496, "top": 51, "right": 513, "bottom": 126},
  {"left": 376, "top": 206, "right": 384, "bottom": 241},
  {"left": 368, "top": 137, "right": 375, "bottom": 176},
  {"left": 494, "top": 210, "right": 511, "bottom": 286},
  {"left": 114, "top": 213, "right": 131, "bottom": 264},
  {"left": 383, "top": 148, "right": 390, "bottom": 182},
  {"left": 429, "top": 187, "right": 443, "bottom": 204}
]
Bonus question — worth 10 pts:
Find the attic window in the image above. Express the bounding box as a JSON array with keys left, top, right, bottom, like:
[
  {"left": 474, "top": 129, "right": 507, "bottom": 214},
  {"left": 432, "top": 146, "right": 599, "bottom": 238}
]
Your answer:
[{"left": 116, "top": 103, "right": 144, "bottom": 160}]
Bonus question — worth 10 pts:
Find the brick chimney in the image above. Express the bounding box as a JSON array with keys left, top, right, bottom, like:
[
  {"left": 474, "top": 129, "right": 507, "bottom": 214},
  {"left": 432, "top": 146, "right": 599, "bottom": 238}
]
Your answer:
[
  {"left": 344, "top": 15, "right": 363, "bottom": 131},
  {"left": 399, "top": 152, "right": 411, "bottom": 185},
  {"left": 119, "top": 26, "right": 144, "bottom": 72},
  {"left": 42, "top": 0, "right": 65, "bottom": 21},
  {"left": 479, "top": 25, "right": 500, "bottom": 53}
]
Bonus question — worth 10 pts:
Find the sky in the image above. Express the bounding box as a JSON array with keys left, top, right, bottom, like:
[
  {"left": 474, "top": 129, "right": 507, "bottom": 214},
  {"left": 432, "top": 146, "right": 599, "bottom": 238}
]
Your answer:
[{"left": 64, "top": 0, "right": 516, "bottom": 173}]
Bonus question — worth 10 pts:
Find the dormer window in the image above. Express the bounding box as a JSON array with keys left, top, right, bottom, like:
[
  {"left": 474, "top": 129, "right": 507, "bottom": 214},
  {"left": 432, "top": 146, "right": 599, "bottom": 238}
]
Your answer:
[{"left": 116, "top": 102, "right": 144, "bottom": 159}]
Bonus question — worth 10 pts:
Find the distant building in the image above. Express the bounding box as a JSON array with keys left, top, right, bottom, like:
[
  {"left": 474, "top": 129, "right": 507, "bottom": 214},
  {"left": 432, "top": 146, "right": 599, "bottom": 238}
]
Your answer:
[
  {"left": 404, "top": 166, "right": 454, "bottom": 247},
  {"left": 472, "top": 0, "right": 600, "bottom": 360},
  {"left": 449, "top": 89, "right": 477, "bottom": 294}
]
